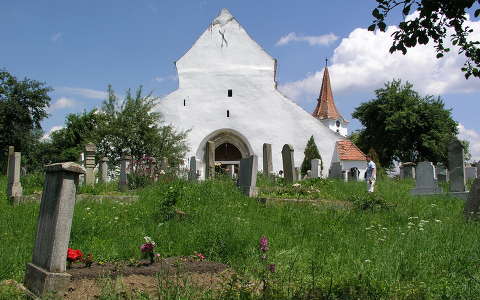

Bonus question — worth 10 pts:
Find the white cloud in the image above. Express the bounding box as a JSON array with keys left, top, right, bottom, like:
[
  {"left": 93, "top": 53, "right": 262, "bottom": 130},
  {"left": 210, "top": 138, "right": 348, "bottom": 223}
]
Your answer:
[
  {"left": 49, "top": 97, "right": 76, "bottom": 111},
  {"left": 154, "top": 75, "right": 178, "bottom": 82},
  {"left": 51, "top": 32, "right": 62, "bottom": 42},
  {"left": 279, "top": 15, "right": 480, "bottom": 102},
  {"left": 276, "top": 32, "right": 338, "bottom": 46},
  {"left": 458, "top": 123, "right": 480, "bottom": 162},
  {"left": 41, "top": 126, "right": 63, "bottom": 141},
  {"left": 56, "top": 87, "right": 107, "bottom": 99}
]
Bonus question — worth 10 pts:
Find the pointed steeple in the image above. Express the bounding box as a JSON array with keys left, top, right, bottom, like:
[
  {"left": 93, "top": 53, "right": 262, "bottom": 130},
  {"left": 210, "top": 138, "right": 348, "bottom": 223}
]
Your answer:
[{"left": 312, "top": 64, "right": 343, "bottom": 120}]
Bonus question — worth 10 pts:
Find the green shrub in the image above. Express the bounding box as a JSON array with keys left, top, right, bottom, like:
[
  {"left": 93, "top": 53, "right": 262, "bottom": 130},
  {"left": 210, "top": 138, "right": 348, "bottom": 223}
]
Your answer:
[{"left": 351, "top": 192, "right": 393, "bottom": 210}]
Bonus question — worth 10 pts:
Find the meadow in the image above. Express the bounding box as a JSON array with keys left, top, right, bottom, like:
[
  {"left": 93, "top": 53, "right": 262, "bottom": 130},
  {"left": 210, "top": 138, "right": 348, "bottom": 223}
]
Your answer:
[{"left": 0, "top": 173, "right": 480, "bottom": 299}]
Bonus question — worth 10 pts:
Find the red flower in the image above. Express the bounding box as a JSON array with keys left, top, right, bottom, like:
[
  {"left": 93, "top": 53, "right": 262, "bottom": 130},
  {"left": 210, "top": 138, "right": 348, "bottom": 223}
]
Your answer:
[
  {"left": 67, "top": 248, "right": 83, "bottom": 262},
  {"left": 195, "top": 253, "right": 206, "bottom": 261}
]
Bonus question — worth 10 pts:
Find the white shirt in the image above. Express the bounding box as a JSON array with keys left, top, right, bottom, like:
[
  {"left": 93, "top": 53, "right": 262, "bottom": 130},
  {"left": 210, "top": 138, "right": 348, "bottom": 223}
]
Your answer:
[{"left": 366, "top": 161, "right": 376, "bottom": 179}]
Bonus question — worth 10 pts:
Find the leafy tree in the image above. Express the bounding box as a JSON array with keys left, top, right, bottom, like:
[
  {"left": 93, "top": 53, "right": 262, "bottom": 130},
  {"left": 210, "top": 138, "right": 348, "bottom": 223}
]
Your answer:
[
  {"left": 460, "top": 139, "right": 472, "bottom": 162},
  {"left": 352, "top": 79, "right": 458, "bottom": 168},
  {"left": 369, "top": 0, "right": 480, "bottom": 78},
  {"left": 0, "top": 69, "right": 52, "bottom": 172},
  {"left": 300, "top": 135, "right": 322, "bottom": 176}
]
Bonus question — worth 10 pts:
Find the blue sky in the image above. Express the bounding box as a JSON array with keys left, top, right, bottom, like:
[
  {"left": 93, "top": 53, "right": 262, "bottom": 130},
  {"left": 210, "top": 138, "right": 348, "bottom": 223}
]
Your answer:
[{"left": 1, "top": 1, "right": 480, "bottom": 159}]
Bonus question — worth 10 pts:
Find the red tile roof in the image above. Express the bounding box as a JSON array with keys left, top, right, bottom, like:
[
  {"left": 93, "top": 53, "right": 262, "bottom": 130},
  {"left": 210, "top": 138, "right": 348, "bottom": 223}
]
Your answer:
[
  {"left": 312, "top": 67, "right": 344, "bottom": 120},
  {"left": 336, "top": 140, "right": 366, "bottom": 161}
]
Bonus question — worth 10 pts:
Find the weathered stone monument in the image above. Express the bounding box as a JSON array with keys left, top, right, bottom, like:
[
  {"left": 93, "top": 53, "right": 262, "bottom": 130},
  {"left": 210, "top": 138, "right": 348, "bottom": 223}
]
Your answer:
[
  {"left": 160, "top": 157, "right": 169, "bottom": 172},
  {"left": 84, "top": 143, "right": 96, "bottom": 186},
  {"left": 188, "top": 156, "right": 197, "bottom": 181},
  {"left": 99, "top": 156, "right": 109, "bottom": 183},
  {"left": 311, "top": 159, "right": 321, "bottom": 178},
  {"left": 329, "top": 162, "right": 342, "bottom": 179},
  {"left": 294, "top": 167, "right": 300, "bottom": 181},
  {"left": 281, "top": 144, "right": 295, "bottom": 183},
  {"left": 78, "top": 153, "right": 85, "bottom": 185},
  {"left": 238, "top": 155, "right": 258, "bottom": 197},
  {"left": 400, "top": 162, "right": 416, "bottom": 179},
  {"left": 262, "top": 143, "right": 272, "bottom": 177},
  {"left": 410, "top": 161, "right": 442, "bottom": 195},
  {"left": 306, "top": 170, "right": 312, "bottom": 179},
  {"left": 205, "top": 141, "right": 215, "bottom": 179},
  {"left": 435, "top": 164, "right": 448, "bottom": 182},
  {"left": 342, "top": 170, "right": 348, "bottom": 182},
  {"left": 448, "top": 139, "right": 466, "bottom": 192},
  {"left": 7, "top": 149, "right": 23, "bottom": 201},
  {"left": 119, "top": 153, "right": 131, "bottom": 192},
  {"left": 465, "top": 178, "right": 480, "bottom": 218},
  {"left": 24, "top": 162, "right": 85, "bottom": 297},
  {"left": 465, "top": 166, "right": 477, "bottom": 180}
]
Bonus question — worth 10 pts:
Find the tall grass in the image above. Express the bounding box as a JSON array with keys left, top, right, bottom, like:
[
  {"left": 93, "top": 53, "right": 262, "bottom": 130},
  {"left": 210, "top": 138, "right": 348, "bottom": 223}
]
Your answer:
[{"left": 1, "top": 175, "right": 480, "bottom": 298}]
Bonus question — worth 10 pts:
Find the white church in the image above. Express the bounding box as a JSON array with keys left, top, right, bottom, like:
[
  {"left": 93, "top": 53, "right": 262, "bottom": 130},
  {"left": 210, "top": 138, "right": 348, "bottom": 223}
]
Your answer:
[{"left": 155, "top": 8, "right": 367, "bottom": 179}]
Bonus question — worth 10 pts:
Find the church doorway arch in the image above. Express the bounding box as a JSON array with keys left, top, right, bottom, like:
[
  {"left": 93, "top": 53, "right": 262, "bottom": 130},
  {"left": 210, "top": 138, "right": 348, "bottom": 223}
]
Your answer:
[{"left": 196, "top": 128, "right": 253, "bottom": 178}]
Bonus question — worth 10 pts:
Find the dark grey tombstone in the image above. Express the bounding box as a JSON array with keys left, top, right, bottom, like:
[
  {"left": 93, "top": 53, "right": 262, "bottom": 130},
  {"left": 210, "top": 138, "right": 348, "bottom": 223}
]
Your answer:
[
  {"left": 238, "top": 155, "right": 258, "bottom": 197},
  {"left": 262, "top": 143, "right": 272, "bottom": 177},
  {"left": 448, "top": 139, "right": 466, "bottom": 192},
  {"left": 329, "top": 162, "right": 342, "bottom": 179},
  {"left": 188, "top": 156, "right": 197, "bottom": 181},
  {"left": 410, "top": 161, "right": 442, "bottom": 195},
  {"left": 311, "top": 159, "right": 321, "bottom": 178},
  {"left": 205, "top": 141, "right": 215, "bottom": 179},
  {"left": 465, "top": 167, "right": 477, "bottom": 180},
  {"left": 24, "top": 162, "right": 85, "bottom": 297},
  {"left": 465, "top": 178, "right": 480, "bottom": 218},
  {"left": 281, "top": 144, "right": 295, "bottom": 183},
  {"left": 119, "top": 154, "right": 131, "bottom": 192}
]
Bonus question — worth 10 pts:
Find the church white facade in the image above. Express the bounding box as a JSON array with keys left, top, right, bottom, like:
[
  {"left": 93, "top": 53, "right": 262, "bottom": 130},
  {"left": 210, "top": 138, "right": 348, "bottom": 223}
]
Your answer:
[{"left": 155, "top": 9, "right": 348, "bottom": 179}]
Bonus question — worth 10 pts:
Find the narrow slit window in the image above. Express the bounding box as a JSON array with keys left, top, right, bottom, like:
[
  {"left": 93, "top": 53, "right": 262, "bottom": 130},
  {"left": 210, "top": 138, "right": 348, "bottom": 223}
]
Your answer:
[
  {"left": 227, "top": 110, "right": 230, "bottom": 117},
  {"left": 228, "top": 89, "right": 232, "bottom": 97},
  {"left": 183, "top": 99, "right": 186, "bottom": 106}
]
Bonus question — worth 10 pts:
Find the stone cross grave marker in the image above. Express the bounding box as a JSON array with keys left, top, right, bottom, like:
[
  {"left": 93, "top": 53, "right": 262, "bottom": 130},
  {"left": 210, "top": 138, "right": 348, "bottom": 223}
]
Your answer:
[
  {"left": 465, "top": 178, "right": 480, "bottom": 218},
  {"left": 24, "top": 162, "right": 85, "bottom": 297},
  {"left": 410, "top": 161, "right": 442, "bottom": 195},
  {"left": 7, "top": 149, "right": 22, "bottom": 201},
  {"left": 262, "top": 143, "right": 272, "bottom": 177},
  {"left": 188, "top": 156, "right": 197, "bottom": 181},
  {"left": 99, "top": 156, "right": 109, "bottom": 183},
  {"left": 238, "top": 155, "right": 258, "bottom": 197},
  {"left": 119, "top": 153, "right": 131, "bottom": 192},
  {"left": 281, "top": 144, "right": 295, "bottom": 183},
  {"left": 448, "top": 139, "right": 466, "bottom": 192},
  {"left": 311, "top": 159, "right": 321, "bottom": 178},
  {"left": 84, "top": 143, "right": 96, "bottom": 186}
]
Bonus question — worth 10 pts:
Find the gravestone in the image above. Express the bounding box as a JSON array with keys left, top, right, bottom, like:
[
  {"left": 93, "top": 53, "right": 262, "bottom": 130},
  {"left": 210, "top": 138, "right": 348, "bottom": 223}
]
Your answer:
[
  {"left": 205, "top": 141, "right": 215, "bottom": 179},
  {"left": 465, "top": 166, "right": 477, "bottom": 180},
  {"left": 294, "top": 167, "right": 300, "bottom": 181},
  {"left": 400, "top": 162, "right": 416, "bottom": 179},
  {"left": 262, "top": 143, "right": 273, "bottom": 177},
  {"left": 78, "top": 153, "right": 85, "bottom": 185},
  {"left": 410, "top": 161, "right": 442, "bottom": 195},
  {"left": 465, "top": 178, "right": 480, "bottom": 218},
  {"left": 350, "top": 167, "right": 360, "bottom": 181},
  {"left": 238, "top": 155, "right": 258, "bottom": 197},
  {"left": 436, "top": 164, "right": 448, "bottom": 182},
  {"left": 160, "top": 157, "right": 169, "bottom": 172},
  {"left": 281, "top": 144, "right": 295, "bottom": 183},
  {"left": 99, "top": 157, "right": 109, "bottom": 183},
  {"left": 227, "top": 165, "right": 235, "bottom": 178},
  {"left": 188, "top": 156, "right": 197, "bottom": 181},
  {"left": 24, "top": 162, "right": 85, "bottom": 297},
  {"left": 84, "top": 143, "right": 96, "bottom": 186},
  {"left": 311, "top": 159, "right": 321, "bottom": 178},
  {"left": 448, "top": 139, "right": 466, "bottom": 192},
  {"left": 342, "top": 170, "right": 348, "bottom": 182},
  {"left": 306, "top": 170, "right": 312, "bottom": 178},
  {"left": 119, "top": 153, "right": 131, "bottom": 192},
  {"left": 7, "top": 151, "right": 23, "bottom": 201},
  {"left": 149, "top": 157, "right": 157, "bottom": 180},
  {"left": 329, "top": 162, "right": 342, "bottom": 179}
]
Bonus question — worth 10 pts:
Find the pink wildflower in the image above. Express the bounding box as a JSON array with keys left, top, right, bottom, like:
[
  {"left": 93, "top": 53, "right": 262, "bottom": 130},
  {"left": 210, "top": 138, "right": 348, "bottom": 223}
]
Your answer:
[{"left": 259, "top": 236, "right": 269, "bottom": 252}]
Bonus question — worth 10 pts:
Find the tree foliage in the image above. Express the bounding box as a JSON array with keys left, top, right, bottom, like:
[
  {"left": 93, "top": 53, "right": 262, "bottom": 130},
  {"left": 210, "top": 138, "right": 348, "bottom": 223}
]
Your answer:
[
  {"left": 0, "top": 69, "right": 52, "bottom": 172},
  {"left": 369, "top": 0, "right": 480, "bottom": 78},
  {"left": 300, "top": 135, "right": 322, "bottom": 176},
  {"left": 352, "top": 79, "right": 458, "bottom": 168}
]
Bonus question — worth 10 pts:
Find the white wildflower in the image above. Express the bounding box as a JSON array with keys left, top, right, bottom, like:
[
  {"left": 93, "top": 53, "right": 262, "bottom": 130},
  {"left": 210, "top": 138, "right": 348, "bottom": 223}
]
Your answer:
[
  {"left": 435, "top": 219, "right": 442, "bottom": 223},
  {"left": 292, "top": 183, "right": 301, "bottom": 187},
  {"left": 364, "top": 259, "right": 371, "bottom": 263},
  {"left": 419, "top": 228, "right": 424, "bottom": 231}
]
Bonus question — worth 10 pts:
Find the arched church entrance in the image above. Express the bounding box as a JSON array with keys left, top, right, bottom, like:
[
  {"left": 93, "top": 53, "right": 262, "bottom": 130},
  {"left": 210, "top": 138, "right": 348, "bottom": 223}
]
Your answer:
[{"left": 198, "top": 129, "right": 253, "bottom": 179}]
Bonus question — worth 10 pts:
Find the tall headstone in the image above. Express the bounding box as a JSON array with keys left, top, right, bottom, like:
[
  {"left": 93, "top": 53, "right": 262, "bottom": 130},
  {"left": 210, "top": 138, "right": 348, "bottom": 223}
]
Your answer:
[
  {"left": 435, "top": 164, "right": 448, "bottom": 182},
  {"left": 410, "top": 161, "right": 442, "bottom": 195},
  {"left": 119, "top": 153, "right": 131, "bottom": 192},
  {"left": 448, "top": 139, "right": 466, "bottom": 192},
  {"left": 281, "top": 144, "right": 295, "bottom": 183},
  {"left": 294, "top": 167, "right": 300, "bottom": 181},
  {"left": 188, "top": 156, "right": 197, "bottom": 181},
  {"left": 78, "top": 152, "right": 85, "bottom": 185},
  {"left": 238, "top": 155, "right": 258, "bottom": 197},
  {"left": 84, "top": 143, "right": 96, "bottom": 186},
  {"left": 7, "top": 151, "right": 23, "bottom": 201},
  {"left": 465, "top": 178, "right": 480, "bottom": 218},
  {"left": 24, "top": 162, "right": 85, "bottom": 297},
  {"left": 262, "top": 143, "right": 272, "bottom": 177},
  {"left": 329, "top": 162, "right": 342, "bottom": 179},
  {"left": 99, "top": 156, "right": 109, "bottom": 183},
  {"left": 311, "top": 159, "right": 321, "bottom": 178},
  {"left": 465, "top": 166, "right": 477, "bottom": 180},
  {"left": 400, "top": 162, "right": 416, "bottom": 179},
  {"left": 205, "top": 141, "right": 215, "bottom": 179}
]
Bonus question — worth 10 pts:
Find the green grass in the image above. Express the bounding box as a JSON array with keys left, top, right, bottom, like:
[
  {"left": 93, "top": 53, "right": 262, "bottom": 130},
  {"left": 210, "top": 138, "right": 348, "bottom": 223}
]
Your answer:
[{"left": 1, "top": 174, "right": 480, "bottom": 299}]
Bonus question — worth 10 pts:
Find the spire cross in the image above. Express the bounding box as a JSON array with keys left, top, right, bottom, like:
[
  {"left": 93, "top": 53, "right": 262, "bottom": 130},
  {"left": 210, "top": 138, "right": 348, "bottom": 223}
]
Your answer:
[{"left": 325, "top": 58, "right": 328, "bottom": 67}]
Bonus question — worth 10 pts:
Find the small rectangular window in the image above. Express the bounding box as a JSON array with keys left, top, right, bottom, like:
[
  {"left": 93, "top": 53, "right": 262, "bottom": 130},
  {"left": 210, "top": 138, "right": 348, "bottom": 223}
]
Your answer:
[{"left": 228, "top": 89, "right": 232, "bottom": 97}]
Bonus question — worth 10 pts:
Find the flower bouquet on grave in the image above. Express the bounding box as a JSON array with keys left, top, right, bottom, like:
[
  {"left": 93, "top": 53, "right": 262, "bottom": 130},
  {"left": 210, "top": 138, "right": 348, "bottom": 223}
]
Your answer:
[
  {"left": 140, "top": 236, "right": 157, "bottom": 265},
  {"left": 67, "top": 248, "right": 94, "bottom": 268}
]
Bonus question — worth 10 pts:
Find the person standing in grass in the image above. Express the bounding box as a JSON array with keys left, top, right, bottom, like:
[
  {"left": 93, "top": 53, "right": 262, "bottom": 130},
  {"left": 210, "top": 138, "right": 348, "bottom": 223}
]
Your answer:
[{"left": 366, "top": 155, "right": 376, "bottom": 192}]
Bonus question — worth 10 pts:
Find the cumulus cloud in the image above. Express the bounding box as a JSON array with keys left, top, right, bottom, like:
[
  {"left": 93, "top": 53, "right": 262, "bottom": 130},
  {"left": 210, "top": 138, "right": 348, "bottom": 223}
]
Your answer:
[
  {"left": 276, "top": 32, "right": 338, "bottom": 46},
  {"left": 279, "top": 15, "right": 480, "bottom": 102},
  {"left": 56, "top": 87, "right": 107, "bottom": 99},
  {"left": 41, "top": 126, "right": 63, "bottom": 141},
  {"left": 49, "top": 97, "right": 76, "bottom": 112},
  {"left": 458, "top": 123, "right": 480, "bottom": 162},
  {"left": 51, "top": 32, "right": 62, "bottom": 42}
]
